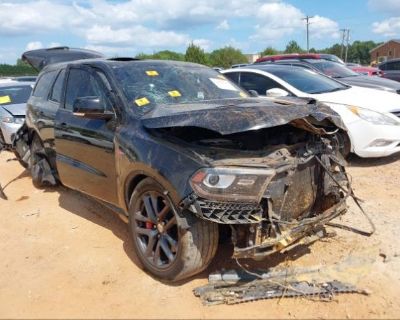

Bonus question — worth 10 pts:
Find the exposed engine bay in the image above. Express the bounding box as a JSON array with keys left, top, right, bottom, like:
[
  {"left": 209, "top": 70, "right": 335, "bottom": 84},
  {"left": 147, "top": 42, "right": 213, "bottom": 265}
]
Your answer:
[{"left": 161, "top": 118, "right": 350, "bottom": 260}]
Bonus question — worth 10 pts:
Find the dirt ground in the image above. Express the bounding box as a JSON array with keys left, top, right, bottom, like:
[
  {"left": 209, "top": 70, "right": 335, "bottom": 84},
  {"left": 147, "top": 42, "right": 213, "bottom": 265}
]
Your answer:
[{"left": 1, "top": 150, "right": 400, "bottom": 319}]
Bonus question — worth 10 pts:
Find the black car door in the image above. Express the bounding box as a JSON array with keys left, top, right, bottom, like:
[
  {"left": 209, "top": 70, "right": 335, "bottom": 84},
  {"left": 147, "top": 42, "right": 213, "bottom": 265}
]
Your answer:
[{"left": 54, "top": 65, "right": 119, "bottom": 205}]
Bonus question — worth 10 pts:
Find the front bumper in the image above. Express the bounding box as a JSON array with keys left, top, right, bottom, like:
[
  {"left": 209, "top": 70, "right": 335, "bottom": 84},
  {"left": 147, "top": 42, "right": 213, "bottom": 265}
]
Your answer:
[
  {"left": 0, "top": 121, "right": 23, "bottom": 145},
  {"left": 348, "top": 119, "right": 400, "bottom": 158}
]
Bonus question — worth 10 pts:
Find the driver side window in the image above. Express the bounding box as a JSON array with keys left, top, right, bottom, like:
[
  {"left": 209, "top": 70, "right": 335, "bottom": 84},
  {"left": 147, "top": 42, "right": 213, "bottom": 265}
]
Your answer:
[{"left": 65, "top": 68, "right": 112, "bottom": 111}]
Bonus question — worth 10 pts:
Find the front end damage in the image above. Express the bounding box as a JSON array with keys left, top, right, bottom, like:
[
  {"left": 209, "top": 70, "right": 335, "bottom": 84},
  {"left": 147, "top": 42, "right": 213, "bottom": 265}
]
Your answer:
[{"left": 154, "top": 105, "right": 351, "bottom": 260}]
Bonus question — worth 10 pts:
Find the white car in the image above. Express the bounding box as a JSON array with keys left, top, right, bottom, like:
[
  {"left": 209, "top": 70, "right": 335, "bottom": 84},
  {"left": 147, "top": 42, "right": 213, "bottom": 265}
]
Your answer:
[{"left": 222, "top": 65, "right": 400, "bottom": 158}]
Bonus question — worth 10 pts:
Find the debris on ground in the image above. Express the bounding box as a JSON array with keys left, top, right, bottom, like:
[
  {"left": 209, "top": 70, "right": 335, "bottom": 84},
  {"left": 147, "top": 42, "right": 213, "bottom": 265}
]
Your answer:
[{"left": 194, "top": 268, "right": 369, "bottom": 306}]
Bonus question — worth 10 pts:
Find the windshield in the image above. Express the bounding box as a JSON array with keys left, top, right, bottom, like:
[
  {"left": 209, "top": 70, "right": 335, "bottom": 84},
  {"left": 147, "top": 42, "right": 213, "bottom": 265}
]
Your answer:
[
  {"left": 267, "top": 67, "right": 348, "bottom": 94},
  {"left": 112, "top": 62, "right": 248, "bottom": 110},
  {"left": 0, "top": 85, "right": 32, "bottom": 106},
  {"left": 307, "top": 60, "right": 359, "bottom": 78}
]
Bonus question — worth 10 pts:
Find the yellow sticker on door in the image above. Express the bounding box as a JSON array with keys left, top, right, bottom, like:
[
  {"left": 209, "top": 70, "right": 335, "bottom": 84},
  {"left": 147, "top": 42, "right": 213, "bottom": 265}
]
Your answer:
[
  {"left": 146, "top": 70, "right": 159, "bottom": 76},
  {"left": 168, "top": 90, "right": 181, "bottom": 98},
  {"left": 135, "top": 97, "right": 150, "bottom": 107},
  {"left": 0, "top": 95, "right": 11, "bottom": 104}
]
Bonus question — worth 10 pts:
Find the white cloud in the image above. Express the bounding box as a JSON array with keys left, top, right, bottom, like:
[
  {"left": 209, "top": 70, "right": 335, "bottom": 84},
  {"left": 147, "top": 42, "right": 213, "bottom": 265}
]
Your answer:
[
  {"left": 0, "top": 0, "right": 340, "bottom": 60},
  {"left": 251, "top": 2, "right": 339, "bottom": 42},
  {"left": 372, "top": 17, "right": 400, "bottom": 37},
  {"left": 368, "top": 0, "right": 400, "bottom": 12},
  {"left": 25, "top": 41, "right": 43, "bottom": 51},
  {"left": 216, "top": 20, "right": 230, "bottom": 30}
]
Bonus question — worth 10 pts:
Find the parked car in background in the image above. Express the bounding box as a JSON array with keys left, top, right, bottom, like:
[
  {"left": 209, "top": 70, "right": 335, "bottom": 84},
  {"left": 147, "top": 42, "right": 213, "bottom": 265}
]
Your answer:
[
  {"left": 256, "top": 53, "right": 345, "bottom": 64},
  {"left": 258, "top": 59, "right": 400, "bottom": 94},
  {"left": 378, "top": 59, "right": 400, "bottom": 82},
  {"left": 222, "top": 65, "right": 400, "bottom": 158},
  {"left": 0, "top": 81, "right": 34, "bottom": 147},
  {"left": 14, "top": 48, "right": 350, "bottom": 282},
  {"left": 349, "top": 66, "right": 382, "bottom": 77},
  {"left": 11, "top": 76, "right": 38, "bottom": 82}
]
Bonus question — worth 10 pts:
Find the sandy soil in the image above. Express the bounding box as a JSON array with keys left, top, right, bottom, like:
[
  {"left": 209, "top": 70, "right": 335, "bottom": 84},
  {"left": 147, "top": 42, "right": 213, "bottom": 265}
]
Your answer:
[{"left": 0, "top": 150, "right": 399, "bottom": 319}]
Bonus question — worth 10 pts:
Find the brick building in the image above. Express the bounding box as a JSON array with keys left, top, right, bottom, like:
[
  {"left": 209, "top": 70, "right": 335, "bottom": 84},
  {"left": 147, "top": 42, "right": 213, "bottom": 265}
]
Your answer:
[{"left": 370, "top": 40, "right": 400, "bottom": 64}]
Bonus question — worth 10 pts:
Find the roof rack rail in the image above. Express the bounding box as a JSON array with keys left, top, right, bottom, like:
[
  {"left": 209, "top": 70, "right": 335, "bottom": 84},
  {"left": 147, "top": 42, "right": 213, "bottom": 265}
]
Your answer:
[{"left": 108, "top": 57, "right": 140, "bottom": 61}]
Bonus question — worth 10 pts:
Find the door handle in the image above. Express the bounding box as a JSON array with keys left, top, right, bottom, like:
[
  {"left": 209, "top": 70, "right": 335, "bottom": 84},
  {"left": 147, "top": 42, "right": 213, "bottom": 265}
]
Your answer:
[{"left": 59, "top": 122, "right": 68, "bottom": 128}]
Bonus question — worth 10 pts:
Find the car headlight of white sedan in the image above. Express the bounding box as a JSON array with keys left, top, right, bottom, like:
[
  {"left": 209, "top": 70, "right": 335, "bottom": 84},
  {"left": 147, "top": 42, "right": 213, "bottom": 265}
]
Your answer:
[
  {"left": 1, "top": 116, "right": 25, "bottom": 124},
  {"left": 348, "top": 106, "right": 400, "bottom": 126}
]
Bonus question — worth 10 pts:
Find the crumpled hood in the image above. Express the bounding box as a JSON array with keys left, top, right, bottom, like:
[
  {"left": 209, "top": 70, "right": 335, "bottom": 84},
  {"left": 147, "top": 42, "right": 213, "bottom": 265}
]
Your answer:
[
  {"left": 141, "top": 98, "right": 345, "bottom": 135},
  {"left": 1, "top": 103, "right": 26, "bottom": 117}
]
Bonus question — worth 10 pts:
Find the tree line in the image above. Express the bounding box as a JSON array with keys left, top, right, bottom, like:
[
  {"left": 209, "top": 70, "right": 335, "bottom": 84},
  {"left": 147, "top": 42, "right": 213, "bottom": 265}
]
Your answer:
[{"left": 0, "top": 40, "right": 382, "bottom": 76}]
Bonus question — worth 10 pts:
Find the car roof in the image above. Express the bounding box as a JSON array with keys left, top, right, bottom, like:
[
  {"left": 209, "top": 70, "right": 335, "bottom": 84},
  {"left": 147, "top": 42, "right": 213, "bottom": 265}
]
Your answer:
[
  {"left": 42, "top": 58, "right": 207, "bottom": 73},
  {"left": 225, "top": 64, "right": 307, "bottom": 73}
]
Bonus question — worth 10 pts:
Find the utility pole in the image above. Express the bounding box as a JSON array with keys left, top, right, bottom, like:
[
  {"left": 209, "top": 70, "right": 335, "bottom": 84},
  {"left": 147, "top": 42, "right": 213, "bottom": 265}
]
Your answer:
[
  {"left": 344, "top": 29, "right": 350, "bottom": 63},
  {"left": 302, "top": 15, "right": 314, "bottom": 53},
  {"left": 340, "top": 29, "right": 347, "bottom": 59}
]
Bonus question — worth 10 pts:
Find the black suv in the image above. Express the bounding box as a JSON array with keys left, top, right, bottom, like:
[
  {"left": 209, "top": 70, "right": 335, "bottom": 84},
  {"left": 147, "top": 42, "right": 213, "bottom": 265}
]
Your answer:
[
  {"left": 379, "top": 58, "right": 400, "bottom": 82},
  {"left": 15, "top": 47, "right": 349, "bottom": 281}
]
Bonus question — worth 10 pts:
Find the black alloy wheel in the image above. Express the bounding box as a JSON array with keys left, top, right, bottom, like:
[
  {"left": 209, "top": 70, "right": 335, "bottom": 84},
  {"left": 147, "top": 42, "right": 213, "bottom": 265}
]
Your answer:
[{"left": 133, "top": 190, "right": 179, "bottom": 269}]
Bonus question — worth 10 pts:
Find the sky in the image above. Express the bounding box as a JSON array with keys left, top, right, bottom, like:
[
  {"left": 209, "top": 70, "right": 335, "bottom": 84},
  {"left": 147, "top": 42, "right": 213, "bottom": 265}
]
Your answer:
[{"left": 1, "top": 0, "right": 400, "bottom": 64}]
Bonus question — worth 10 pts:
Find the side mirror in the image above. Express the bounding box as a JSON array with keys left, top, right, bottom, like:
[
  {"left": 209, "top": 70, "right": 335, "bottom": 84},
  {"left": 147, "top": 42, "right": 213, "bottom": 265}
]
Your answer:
[
  {"left": 248, "top": 90, "right": 259, "bottom": 97},
  {"left": 73, "top": 96, "right": 113, "bottom": 120},
  {"left": 266, "top": 88, "right": 289, "bottom": 98}
]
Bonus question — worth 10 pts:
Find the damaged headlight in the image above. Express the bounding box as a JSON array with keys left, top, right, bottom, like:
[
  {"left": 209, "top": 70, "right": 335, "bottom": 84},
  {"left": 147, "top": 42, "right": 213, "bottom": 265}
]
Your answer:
[
  {"left": 190, "top": 167, "right": 275, "bottom": 203},
  {"left": 349, "top": 106, "right": 400, "bottom": 126}
]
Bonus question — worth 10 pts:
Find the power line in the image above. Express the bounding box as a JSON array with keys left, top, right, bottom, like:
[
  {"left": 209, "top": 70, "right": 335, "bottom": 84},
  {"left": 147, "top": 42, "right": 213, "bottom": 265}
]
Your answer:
[
  {"left": 345, "top": 29, "right": 351, "bottom": 62},
  {"left": 302, "top": 15, "right": 314, "bottom": 53},
  {"left": 340, "top": 29, "right": 350, "bottom": 62}
]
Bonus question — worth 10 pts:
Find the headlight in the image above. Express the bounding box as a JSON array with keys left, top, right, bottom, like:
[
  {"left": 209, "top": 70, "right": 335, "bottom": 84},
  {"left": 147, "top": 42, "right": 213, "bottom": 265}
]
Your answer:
[
  {"left": 190, "top": 167, "right": 276, "bottom": 203},
  {"left": 1, "top": 116, "right": 24, "bottom": 124},
  {"left": 349, "top": 106, "right": 400, "bottom": 126}
]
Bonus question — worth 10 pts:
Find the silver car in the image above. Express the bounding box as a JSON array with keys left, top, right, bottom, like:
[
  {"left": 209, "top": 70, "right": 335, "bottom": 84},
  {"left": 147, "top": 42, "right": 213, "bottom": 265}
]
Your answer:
[{"left": 0, "top": 81, "right": 33, "bottom": 147}]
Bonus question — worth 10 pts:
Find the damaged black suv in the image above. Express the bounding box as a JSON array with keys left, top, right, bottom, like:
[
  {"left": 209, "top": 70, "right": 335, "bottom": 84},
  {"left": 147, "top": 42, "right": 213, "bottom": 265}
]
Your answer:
[{"left": 15, "top": 47, "right": 350, "bottom": 281}]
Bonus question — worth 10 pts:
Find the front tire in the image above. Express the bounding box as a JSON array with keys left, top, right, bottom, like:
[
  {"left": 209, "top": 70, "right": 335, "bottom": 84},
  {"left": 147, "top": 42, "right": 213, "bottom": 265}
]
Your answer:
[
  {"left": 128, "top": 178, "right": 218, "bottom": 282},
  {"left": 30, "top": 135, "right": 57, "bottom": 188}
]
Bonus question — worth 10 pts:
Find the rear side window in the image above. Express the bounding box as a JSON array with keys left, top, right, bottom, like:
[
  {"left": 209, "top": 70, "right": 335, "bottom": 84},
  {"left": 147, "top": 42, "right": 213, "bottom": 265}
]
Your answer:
[
  {"left": 32, "top": 70, "right": 58, "bottom": 98},
  {"left": 50, "top": 69, "right": 66, "bottom": 103}
]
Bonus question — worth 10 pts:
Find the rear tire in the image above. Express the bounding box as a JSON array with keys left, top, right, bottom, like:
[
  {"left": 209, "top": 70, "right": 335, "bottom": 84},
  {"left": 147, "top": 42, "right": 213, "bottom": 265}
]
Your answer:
[{"left": 128, "top": 178, "right": 218, "bottom": 282}]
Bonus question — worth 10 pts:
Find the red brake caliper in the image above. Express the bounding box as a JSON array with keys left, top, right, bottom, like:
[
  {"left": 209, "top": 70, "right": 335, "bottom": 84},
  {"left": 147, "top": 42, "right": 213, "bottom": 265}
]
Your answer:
[{"left": 146, "top": 221, "right": 154, "bottom": 229}]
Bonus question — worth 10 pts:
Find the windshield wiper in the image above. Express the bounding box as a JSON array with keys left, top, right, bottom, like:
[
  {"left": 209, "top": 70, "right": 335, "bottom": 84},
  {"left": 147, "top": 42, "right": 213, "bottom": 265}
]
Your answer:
[{"left": 311, "top": 87, "right": 347, "bottom": 94}]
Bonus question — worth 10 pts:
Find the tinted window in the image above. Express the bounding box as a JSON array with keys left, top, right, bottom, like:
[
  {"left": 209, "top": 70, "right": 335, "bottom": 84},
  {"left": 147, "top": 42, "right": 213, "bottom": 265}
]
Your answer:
[
  {"left": 65, "top": 68, "right": 111, "bottom": 111},
  {"left": 267, "top": 67, "right": 348, "bottom": 94},
  {"left": 239, "top": 72, "right": 284, "bottom": 95},
  {"left": 224, "top": 72, "right": 239, "bottom": 84},
  {"left": 50, "top": 69, "right": 66, "bottom": 103},
  {"left": 306, "top": 60, "right": 358, "bottom": 78},
  {"left": 0, "top": 85, "right": 32, "bottom": 106},
  {"left": 386, "top": 61, "right": 400, "bottom": 71},
  {"left": 32, "top": 71, "right": 57, "bottom": 98}
]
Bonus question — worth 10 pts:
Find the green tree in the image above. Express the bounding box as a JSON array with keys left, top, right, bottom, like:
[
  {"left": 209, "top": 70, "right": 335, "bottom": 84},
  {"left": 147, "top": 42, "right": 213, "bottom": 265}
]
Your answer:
[
  {"left": 184, "top": 43, "right": 208, "bottom": 65},
  {"left": 208, "top": 46, "right": 248, "bottom": 68},
  {"left": 347, "top": 41, "right": 381, "bottom": 65},
  {"left": 260, "top": 46, "right": 279, "bottom": 57},
  {"left": 284, "top": 40, "right": 304, "bottom": 54}
]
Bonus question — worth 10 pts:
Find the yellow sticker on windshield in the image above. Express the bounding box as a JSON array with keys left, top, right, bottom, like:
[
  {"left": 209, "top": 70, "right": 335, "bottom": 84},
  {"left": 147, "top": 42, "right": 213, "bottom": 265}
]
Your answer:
[
  {"left": 146, "top": 70, "right": 159, "bottom": 76},
  {"left": 0, "top": 95, "right": 11, "bottom": 104},
  {"left": 135, "top": 97, "right": 150, "bottom": 107},
  {"left": 168, "top": 90, "right": 181, "bottom": 98}
]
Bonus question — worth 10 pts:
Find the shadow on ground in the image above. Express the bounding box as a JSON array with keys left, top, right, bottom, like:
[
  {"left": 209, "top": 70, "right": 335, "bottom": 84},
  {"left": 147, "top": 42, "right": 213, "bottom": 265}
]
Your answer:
[
  {"left": 56, "top": 185, "right": 314, "bottom": 285},
  {"left": 348, "top": 153, "right": 400, "bottom": 167}
]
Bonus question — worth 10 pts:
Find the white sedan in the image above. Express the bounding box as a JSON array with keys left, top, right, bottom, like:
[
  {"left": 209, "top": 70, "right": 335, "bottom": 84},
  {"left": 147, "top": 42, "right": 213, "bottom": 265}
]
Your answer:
[{"left": 222, "top": 65, "right": 400, "bottom": 158}]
